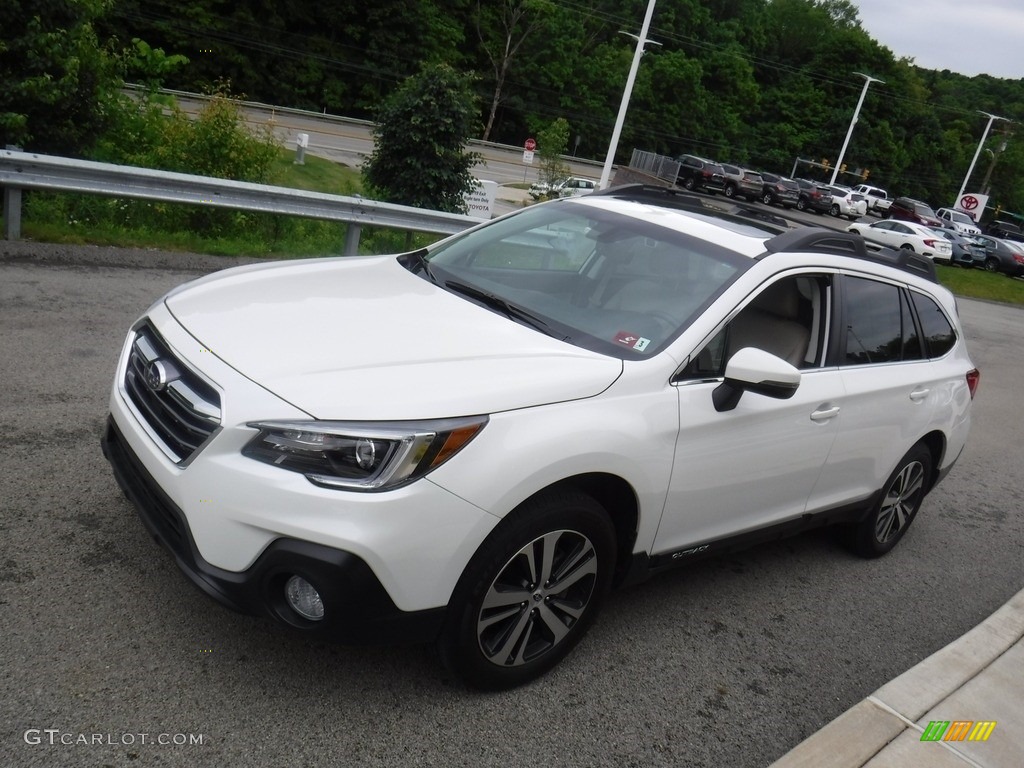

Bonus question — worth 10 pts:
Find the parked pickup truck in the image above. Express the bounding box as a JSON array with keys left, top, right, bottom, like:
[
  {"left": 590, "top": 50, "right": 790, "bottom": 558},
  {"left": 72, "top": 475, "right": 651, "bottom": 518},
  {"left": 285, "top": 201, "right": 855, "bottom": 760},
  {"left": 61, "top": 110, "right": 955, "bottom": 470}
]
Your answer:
[{"left": 852, "top": 184, "right": 892, "bottom": 215}]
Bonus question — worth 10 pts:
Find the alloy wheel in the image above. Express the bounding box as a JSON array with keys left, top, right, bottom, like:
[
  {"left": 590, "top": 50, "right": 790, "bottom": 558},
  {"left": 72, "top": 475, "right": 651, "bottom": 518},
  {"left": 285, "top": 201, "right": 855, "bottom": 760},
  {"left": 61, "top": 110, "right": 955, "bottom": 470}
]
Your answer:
[
  {"left": 875, "top": 460, "right": 925, "bottom": 544},
  {"left": 476, "top": 529, "right": 598, "bottom": 667}
]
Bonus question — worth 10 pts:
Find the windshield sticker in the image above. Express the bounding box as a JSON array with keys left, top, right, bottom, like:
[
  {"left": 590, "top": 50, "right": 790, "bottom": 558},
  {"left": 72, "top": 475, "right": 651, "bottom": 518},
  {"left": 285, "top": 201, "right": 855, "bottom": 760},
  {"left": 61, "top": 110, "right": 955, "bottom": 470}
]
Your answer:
[{"left": 613, "top": 331, "right": 651, "bottom": 352}]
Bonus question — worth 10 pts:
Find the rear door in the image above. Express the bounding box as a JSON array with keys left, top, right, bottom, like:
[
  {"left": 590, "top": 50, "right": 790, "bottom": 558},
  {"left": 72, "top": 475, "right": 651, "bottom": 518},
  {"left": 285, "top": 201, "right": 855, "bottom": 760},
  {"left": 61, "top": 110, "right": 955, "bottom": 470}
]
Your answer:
[{"left": 806, "top": 273, "right": 941, "bottom": 510}]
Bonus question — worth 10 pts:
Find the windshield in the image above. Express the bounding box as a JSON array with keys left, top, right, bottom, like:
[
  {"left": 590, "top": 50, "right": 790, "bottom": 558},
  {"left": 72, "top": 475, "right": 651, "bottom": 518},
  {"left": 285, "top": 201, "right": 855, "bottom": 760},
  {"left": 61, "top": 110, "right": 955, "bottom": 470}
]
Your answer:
[{"left": 410, "top": 201, "right": 752, "bottom": 358}]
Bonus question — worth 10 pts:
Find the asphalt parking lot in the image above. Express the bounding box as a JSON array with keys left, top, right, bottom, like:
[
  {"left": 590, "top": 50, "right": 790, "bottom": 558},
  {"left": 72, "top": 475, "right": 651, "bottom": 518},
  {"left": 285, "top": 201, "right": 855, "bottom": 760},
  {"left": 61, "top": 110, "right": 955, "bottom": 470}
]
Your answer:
[{"left": 2, "top": 241, "right": 1022, "bottom": 768}]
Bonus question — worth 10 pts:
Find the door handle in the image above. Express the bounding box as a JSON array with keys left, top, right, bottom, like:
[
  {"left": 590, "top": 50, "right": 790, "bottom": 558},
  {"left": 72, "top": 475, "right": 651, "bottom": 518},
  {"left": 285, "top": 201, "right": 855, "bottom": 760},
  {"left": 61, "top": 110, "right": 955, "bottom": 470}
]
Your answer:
[
  {"left": 909, "top": 388, "right": 930, "bottom": 403},
  {"left": 810, "top": 405, "right": 840, "bottom": 422}
]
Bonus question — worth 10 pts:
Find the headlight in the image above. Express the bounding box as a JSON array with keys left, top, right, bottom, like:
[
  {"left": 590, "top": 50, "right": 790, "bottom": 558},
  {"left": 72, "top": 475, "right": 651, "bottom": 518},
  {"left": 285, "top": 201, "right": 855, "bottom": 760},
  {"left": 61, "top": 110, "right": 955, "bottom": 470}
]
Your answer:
[{"left": 242, "top": 416, "right": 488, "bottom": 491}]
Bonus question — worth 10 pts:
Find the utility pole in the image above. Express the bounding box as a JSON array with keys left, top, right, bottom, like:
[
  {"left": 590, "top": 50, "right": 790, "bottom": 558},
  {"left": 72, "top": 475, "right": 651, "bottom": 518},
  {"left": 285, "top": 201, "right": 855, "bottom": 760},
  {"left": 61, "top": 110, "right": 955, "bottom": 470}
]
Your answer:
[
  {"left": 598, "top": 0, "right": 660, "bottom": 190},
  {"left": 830, "top": 73, "right": 883, "bottom": 186}
]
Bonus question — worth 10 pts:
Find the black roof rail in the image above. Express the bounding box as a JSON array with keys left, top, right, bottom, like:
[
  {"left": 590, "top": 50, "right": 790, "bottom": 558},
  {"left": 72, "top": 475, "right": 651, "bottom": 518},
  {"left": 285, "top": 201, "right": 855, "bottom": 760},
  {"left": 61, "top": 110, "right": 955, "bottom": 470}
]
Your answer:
[
  {"left": 592, "top": 183, "right": 790, "bottom": 232},
  {"left": 763, "top": 227, "right": 938, "bottom": 282},
  {"left": 590, "top": 183, "right": 703, "bottom": 206}
]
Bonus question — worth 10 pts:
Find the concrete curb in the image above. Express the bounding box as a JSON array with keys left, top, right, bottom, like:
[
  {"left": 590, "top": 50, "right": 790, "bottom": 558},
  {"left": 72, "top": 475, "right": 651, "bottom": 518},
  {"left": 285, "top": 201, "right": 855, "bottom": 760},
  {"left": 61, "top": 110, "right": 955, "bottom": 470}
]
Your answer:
[{"left": 768, "top": 586, "right": 1024, "bottom": 767}]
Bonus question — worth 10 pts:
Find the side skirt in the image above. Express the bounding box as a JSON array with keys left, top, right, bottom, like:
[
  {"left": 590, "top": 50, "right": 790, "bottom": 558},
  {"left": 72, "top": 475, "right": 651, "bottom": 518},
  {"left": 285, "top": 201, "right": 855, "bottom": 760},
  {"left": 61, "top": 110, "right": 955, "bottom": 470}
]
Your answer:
[{"left": 620, "top": 496, "right": 881, "bottom": 587}]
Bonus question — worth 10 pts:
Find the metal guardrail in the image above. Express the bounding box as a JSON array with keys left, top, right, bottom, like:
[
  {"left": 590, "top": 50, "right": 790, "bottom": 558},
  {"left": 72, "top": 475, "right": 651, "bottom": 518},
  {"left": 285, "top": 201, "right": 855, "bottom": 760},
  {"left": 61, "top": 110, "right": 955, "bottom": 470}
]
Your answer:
[{"left": 0, "top": 149, "right": 478, "bottom": 254}]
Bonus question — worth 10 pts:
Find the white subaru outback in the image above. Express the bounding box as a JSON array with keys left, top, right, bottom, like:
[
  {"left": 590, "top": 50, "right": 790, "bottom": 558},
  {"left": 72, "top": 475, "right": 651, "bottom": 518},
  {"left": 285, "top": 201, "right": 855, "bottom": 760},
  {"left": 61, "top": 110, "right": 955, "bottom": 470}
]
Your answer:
[{"left": 102, "top": 186, "right": 979, "bottom": 690}]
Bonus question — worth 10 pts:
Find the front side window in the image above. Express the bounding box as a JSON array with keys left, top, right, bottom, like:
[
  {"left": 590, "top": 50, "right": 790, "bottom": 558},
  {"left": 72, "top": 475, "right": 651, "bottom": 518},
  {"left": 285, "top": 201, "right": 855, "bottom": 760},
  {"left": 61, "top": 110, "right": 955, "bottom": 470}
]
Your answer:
[
  {"left": 842, "top": 277, "right": 922, "bottom": 365},
  {"left": 680, "top": 274, "right": 829, "bottom": 379},
  {"left": 412, "top": 201, "right": 759, "bottom": 358}
]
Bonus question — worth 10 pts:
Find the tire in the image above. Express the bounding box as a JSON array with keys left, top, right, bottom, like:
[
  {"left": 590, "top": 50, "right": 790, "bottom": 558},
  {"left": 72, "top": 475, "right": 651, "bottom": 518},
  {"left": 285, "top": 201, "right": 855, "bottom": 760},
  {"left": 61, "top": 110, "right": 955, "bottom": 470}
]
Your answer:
[
  {"left": 900, "top": 243, "right": 914, "bottom": 251},
  {"left": 761, "top": 191, "right": 773, "bottom": 205},
  {"left": 830, "top": 204, "right": 840, "bottom": 217},
  {"left": 438, "top": 491, "right": 616, "bottom": 690},
  {"left": 984, "top": 257, "right": 999, "bottom": 272},
  {"left": 724, "top": 184, "right": 736, "bottom": 199},
  {"left": 796, "top": 198, "right": 807, "bottom": 212},
  {"left": 683, "top": 177, "right": 696, "bottom": 191},
  {"left": 846, "top": 444, "right": 932, "bottom": 558}
]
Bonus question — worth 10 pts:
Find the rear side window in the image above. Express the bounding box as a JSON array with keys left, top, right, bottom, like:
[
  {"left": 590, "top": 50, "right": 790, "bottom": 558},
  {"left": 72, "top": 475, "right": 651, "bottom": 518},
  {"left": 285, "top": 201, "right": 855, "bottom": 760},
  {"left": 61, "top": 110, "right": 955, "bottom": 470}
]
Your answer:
[
  {"left": 911, "top": 292, "right": 957, "bottom": 357},
  {"left": 842, "top": 277, "right": 922, "bottom": 365}
]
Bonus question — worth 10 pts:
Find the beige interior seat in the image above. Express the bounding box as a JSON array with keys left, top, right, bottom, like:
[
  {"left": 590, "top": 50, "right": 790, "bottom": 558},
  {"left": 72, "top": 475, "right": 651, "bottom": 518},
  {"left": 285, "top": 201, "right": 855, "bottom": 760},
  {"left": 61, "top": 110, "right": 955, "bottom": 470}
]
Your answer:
[{"left": 727, "top": 279, "right": 811, "bottom": 367}]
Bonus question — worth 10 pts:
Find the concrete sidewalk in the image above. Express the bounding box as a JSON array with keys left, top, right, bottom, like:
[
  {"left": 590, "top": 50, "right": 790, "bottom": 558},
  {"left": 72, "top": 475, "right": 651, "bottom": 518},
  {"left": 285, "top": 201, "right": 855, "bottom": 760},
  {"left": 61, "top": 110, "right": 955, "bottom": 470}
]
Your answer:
[{"left": 769, "top": 586, "right": 1024, "bottom": 767}]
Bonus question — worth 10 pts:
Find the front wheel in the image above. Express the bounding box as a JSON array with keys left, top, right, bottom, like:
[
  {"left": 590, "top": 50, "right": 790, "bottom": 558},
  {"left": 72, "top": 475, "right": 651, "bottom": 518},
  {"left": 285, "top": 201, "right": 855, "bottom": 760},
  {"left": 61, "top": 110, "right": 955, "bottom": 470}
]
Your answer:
[
  {"left": 846, "top": 444, "right": 932, "bottom": 558},
  {"left": 438, "top": 491, "right": 616, "bottom": 690}
]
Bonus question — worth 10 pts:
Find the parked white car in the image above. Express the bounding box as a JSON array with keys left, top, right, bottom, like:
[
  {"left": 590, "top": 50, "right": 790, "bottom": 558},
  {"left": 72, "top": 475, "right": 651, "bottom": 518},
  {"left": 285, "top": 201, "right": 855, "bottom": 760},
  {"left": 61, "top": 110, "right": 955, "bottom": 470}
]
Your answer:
[
  {"left": 827, "top": 185, "right": 869, "bottom": 219},
  {"left": 936, "top": 207, "right": 982, "bottom": 236},
  {"left": 529, "top": 176, "right": 597, "bottom": 200},
  {"left": 847, "top": 219, "right": 955, "bottom": 263},
  {"left": 103, "top": 189, "right": 977, "bottom": 690}
]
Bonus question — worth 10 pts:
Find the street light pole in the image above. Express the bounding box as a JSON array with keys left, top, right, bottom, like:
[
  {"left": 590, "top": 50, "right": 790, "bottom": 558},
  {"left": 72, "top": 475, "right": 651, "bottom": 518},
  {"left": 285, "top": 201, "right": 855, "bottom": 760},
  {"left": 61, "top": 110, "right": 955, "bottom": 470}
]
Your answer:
[
  {"left": 957, "top": 111, "right": 1008, "bottom": 203},
  {"left": 598, "top": 0, "right": 659, "bottom": 190},
  {"left": 829, "top": 72, "right": 883, "bottom": 186}
]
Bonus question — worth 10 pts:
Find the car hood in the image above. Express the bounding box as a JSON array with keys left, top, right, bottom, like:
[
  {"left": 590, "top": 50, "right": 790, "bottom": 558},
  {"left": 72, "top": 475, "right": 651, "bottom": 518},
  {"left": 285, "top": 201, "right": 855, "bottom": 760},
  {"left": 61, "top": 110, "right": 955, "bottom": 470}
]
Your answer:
[{"left": 164, "top": 256, "right": 622, "bottom": 419}]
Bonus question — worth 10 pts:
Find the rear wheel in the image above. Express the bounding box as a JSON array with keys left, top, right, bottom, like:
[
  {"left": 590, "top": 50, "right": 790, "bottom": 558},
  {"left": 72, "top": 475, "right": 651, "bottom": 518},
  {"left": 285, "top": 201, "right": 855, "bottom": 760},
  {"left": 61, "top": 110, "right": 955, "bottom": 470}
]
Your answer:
[
  {"left": 830, "top": 204, "right": 840, "bottom": 217},
  {"left": 683, "top": 177, "right": 696, "bottom": 191},
  {"left": 985, "top": 257, "right": 1000, "bottom": 272},
  {"left": 761, "top": 191, "right": 774, "bottom": 205},
  {"left": 724, "top": 184, "right": 736, "bottom": 198},
  {"left": 438, "top": 491, "right": 616, "bottom": 690},
  {"left": 796, "top": 198, "right": 808, "bottom": 211},
  {"left": 846, "top": 444, "right": 932, "bottom": 558}
]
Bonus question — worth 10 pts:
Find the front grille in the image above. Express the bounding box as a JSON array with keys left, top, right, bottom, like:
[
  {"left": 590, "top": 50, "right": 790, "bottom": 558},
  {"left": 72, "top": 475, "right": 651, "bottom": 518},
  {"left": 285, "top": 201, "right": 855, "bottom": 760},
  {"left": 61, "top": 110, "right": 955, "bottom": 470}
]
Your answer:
[
  {"left": 103, "top": 419, "right": 187, "bottom": 553},
  {"left": 123, "top": 324, "right": 221, "bottom": 464}
]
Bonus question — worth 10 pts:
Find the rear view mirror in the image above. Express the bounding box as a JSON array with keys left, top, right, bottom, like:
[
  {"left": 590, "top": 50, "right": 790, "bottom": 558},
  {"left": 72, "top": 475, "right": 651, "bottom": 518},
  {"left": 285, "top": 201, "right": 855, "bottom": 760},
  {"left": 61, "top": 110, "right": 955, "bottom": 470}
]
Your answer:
[{"left": 713, "top": 347, "right": 801, "bottom": 412}]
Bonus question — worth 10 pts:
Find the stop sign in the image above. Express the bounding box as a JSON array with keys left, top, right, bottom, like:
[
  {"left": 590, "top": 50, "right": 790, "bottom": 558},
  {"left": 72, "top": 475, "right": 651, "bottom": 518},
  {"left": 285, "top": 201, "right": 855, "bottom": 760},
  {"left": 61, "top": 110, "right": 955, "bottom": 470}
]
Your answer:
[{"left": 524, "top": 138, "right": 536, "bottom": 151}]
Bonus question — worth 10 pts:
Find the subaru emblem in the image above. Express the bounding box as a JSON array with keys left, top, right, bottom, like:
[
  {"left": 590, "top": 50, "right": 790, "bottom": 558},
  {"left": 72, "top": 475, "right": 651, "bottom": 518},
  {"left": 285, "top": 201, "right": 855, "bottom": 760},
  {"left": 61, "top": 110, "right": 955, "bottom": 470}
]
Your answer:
[{"left": 144, "top": 360, "right": 169, "bottom": 392}]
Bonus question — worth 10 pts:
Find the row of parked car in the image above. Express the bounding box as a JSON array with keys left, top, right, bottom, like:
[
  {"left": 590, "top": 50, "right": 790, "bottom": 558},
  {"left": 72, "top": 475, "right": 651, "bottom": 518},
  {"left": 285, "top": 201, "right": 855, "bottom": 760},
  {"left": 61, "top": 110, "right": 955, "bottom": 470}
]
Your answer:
[
  {"left": 675, "top": 154, "right": 875, "bottom": 220},
  {"left": 674, "top": 154, "right": 1024, "bottom": 277},
  {"left": 848, "top": 209, "right": 1024, "bottom": 276}
]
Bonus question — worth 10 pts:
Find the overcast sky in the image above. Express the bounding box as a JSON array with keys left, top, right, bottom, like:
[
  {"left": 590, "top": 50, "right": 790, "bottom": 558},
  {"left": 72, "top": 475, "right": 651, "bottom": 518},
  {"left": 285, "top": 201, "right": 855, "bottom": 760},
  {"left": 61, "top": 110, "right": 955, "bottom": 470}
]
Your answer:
[{"left": 853, "top": 0, "right": 1024, "bottom": 80}]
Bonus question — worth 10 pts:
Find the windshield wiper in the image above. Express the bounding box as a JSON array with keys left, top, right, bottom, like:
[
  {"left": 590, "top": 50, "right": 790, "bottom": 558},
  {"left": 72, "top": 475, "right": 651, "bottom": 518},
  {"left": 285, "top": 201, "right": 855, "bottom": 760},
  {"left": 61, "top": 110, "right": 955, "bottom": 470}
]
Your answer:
[{"left": 444, "top": 280, "right": 568, "bottom": 340}]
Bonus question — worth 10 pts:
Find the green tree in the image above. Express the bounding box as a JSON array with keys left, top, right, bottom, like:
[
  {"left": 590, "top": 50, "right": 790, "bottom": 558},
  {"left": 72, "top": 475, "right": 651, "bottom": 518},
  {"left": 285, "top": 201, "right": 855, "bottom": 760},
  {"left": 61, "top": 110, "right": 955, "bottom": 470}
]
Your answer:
[
  {"left": 0, "top": 0, "right": 121, "bottom": 155},
  {"left": 363, "top": 64, "right": 481, "bottom": 214},
  {"left": 474, "top": 0, "right": 553, "bottom": 141},
  {"left": 536, "top": 118, "right": 571, "bottom": 188}
]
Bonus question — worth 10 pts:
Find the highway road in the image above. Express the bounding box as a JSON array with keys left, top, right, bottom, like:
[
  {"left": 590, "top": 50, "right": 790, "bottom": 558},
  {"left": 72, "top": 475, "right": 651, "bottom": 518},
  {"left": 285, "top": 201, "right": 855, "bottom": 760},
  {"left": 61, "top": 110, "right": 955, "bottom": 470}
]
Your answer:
[{"left": 1, "top": 240, "right": 1022, "bottom": 767}]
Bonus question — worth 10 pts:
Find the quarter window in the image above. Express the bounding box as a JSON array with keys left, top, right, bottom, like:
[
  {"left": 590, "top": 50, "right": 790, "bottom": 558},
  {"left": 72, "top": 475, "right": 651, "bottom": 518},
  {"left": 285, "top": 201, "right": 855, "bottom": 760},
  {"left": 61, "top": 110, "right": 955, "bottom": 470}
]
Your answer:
[{"left": 911, "top": 292, "right": 956, "bottom": 357}]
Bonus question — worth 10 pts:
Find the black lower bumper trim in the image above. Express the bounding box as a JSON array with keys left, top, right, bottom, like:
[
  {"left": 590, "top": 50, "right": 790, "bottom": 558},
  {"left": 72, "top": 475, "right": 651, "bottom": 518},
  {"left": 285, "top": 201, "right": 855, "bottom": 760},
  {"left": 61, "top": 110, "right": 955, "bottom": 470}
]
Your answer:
[{"left": 101, "top": 417, "right": 445, "bottom": 645}]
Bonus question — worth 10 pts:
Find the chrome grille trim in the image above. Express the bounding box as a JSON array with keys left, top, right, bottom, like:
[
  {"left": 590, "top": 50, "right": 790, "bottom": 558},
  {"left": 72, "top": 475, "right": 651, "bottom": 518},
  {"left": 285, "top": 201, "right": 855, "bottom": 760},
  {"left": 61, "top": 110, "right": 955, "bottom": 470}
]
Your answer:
[{"left": 121, "top": 323, "right": 222, "bottom": 464}]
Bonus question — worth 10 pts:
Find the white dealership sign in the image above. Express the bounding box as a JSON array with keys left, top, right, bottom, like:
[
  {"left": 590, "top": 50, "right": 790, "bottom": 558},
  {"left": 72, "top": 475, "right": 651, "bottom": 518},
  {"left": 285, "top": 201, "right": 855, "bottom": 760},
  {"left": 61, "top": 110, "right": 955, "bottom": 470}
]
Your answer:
[
  {"left": 464, "top": 179, "right": 497, "bottom": 220},
  {"left": 955, "top": 192, "right": 988, "bottom": 221}
]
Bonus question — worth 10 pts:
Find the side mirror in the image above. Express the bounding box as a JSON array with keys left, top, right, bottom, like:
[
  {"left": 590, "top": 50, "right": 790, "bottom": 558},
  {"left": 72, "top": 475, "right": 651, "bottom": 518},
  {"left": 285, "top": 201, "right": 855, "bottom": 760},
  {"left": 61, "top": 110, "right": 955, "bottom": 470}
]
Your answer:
[{"left": 713, "top": 347, "right": 801, "bottom": 412}]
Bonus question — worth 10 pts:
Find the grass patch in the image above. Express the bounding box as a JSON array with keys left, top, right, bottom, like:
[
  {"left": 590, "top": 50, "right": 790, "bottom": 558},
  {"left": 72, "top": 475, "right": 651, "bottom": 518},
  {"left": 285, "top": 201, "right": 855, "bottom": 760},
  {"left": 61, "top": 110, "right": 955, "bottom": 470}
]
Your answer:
[
  {"left": 268, "top": 153, "right": 363, "bottom": 195},
  {"left": 935, "top": 264, "right": 1024, "bottom": 306}
]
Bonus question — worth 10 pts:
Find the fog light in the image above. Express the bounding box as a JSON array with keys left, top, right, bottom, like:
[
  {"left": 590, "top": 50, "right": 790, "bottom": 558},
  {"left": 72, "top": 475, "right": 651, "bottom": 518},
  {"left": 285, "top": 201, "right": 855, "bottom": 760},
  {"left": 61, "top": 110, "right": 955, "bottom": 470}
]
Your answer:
[{"left": 284, "top": 575, "right": 325, "bottom": 621}]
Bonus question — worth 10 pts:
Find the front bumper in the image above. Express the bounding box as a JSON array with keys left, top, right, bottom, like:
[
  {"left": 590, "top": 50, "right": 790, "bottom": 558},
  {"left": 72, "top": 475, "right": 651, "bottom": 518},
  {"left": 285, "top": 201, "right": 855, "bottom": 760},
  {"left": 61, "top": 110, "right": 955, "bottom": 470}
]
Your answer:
[{"left": 102, "top": 418, "right": 446, "bottom": 644}]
